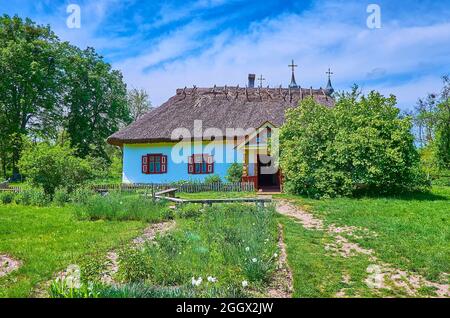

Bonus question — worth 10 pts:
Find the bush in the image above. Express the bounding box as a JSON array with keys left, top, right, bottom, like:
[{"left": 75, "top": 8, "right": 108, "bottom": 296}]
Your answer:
[
  {"left": 53, "top": 187, "right": 70, "bottom": 206},
  {"left": 280, "top": 90, "right": 430, "bottom": 198},
  {"left": 15, "top": 187, "right": 49, "bottom": 206},
  {"left": 0, "top": 191, "right": 15, "bottom": 204},
  {"left": 19, "top": 143, "right": 95, "bottom": 196},
  {"left": 204, "top": 175, "right": 222, "bottom": 184},
  {"left": 226, "top": 163, "right": 243, "bottom": 183},
  {"left": 75, "top": 192, "right": 170, "bottom": 222}
]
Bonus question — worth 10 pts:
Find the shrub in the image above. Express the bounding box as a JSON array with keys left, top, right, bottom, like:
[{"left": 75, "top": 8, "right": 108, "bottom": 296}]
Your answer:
[
  {"left": 204, "top": 175, "right": 222, "bottom": 184},
  {"left": 0, "top": 191, "right": 15, "bottom": 204},
  {"left": 280, "top": 89, "right": 430, "bottom": 198},
  {"left": 75, "top": 192, "right": 170, "bottom": 222},
  {"left": 15, "top": 187, "right": 49, "bottom": 206},
  {"left": 53, "top": 187, "right": 70, "bottom": 206},
  {"left": 226, "top": 163, "right": 243, "bottom": 183},
  {"left": 18, "top": 143, "right": 95, "bottom": 195}
]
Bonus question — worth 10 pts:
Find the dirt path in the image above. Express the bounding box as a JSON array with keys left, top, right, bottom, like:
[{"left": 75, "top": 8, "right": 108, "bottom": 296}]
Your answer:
[
  {"left": 33, "top": 220, "right": 176, "bottom": 297},
  {"left": 266, "top": 224, "right": 294, "bottom": 298},
  {"left": 0, "top": 254, "right": 21, "bottom": 278},
  {"left": 276, "top": 200, "right": 449, "bottom": 298}
]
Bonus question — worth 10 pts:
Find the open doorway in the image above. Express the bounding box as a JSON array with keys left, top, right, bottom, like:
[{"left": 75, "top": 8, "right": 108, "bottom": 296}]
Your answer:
[{"left": 257, "top": 155, "right": 280, "bottom": 192}]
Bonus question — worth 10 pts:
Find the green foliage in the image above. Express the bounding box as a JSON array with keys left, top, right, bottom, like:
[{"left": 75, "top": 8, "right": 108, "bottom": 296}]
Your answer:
[
  {"left": 75, "top": 192, "right": 170, "bottom": 222},
  {"left": 15, "top": 187, "right": 49, "bottom": 206},
  {"left": 117, "top": 246, "right": 152, "bottom": 282},
  {"left": 204, "top": 175, "right": 222, "bottom": 184},
  {"left": 53, "top": 187, "right": 70, "bottom": 206},
  {"left": 280, "top": 90, "right": 429, "bottom": 198},
  {"left": 49, "top": 280, "right": 101, "bottom": 298},
  {"left": 70, "top": 187, "right": 95, "bottom": 205},
  {"left": 18, "top": 143, "right": 95, "bottom": 195},
  {"left": 226, "top": 163, "right": 243, "bottom": 183},
  {"left": 127, "top": 88, "right": 152, "bottom": 121},
  {"left": 176, "top": 203, "right": 203, "bottom": 219},
  {"left": 0, "top": 191, "right": 15, "bottom": 204},
  {"left": 117, "top": 204, "right": 278, "bottom": 292}
]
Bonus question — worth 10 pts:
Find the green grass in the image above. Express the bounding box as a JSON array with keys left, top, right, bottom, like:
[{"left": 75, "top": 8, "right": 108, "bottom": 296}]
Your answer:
[
  {"left": 277, "top": 186, "right": 450, "bottom": 297},
  {"left": 75, "top": 192, "right": 172, "bottom": 222},
  {"left": 102, "top": 204, "right": 278, "bottom": 297},
  {"left": 0, "top": 205, "right": 146, "bottom": 297}
]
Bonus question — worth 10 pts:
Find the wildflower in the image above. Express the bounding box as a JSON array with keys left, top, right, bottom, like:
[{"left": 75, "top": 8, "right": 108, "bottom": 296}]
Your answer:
[
  {"left": 191, "top": 277, "right": 203, "bottom": 287},
  {"left": 274, "top": 253, "right": 278, "bottom": 258},
  {"left": 207, "top": 276, "right": 217, "bottom": 283},
  {"left": 119, "top": 201, "right": 123, "bottom": 205},
  {"left": 252, "top": 258, "right": 257, "bottom": 263},
  {"left": 242, "top": 280, "right": 248, "bottom": 288},
  {"left": 245, "top": 247, "right": 250, "bottom": 252}
]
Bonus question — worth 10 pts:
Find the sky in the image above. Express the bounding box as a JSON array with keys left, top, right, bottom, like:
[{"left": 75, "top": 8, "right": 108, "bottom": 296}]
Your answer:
[{"left": 2, "top": 0, "right": 450, "bottom": 110}]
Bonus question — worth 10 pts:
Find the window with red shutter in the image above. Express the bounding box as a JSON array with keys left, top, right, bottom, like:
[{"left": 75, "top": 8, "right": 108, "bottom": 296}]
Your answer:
[
  {"left": 142, "top": 154, "right": 167, "bottom": 174},
  {"left": 188, "top": 154, "right": 214, "bottom": 174}
]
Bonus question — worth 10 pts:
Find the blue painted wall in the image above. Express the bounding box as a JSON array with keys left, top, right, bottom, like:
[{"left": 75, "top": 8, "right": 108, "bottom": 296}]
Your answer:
[{"left": 123, "top": 142, "right": 244, "bottom": 184}]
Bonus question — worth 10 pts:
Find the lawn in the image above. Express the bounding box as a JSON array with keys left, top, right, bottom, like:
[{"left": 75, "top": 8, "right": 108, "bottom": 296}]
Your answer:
[
  {"left": 277, "top": 186, "right": 450, "bottom": 297},
  {"left": 0, "top": 205, "right": 147, "bottom": 297}
]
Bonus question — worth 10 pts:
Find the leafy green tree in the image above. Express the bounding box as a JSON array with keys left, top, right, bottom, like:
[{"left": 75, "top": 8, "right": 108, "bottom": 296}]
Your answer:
[
  {"left": 63, "top": 47, "right": 131, "bottom": 159},
  {"left": 280, "top": 88, "right": 428, "bottom": 198},
  {"left": 0, "top": 15, "right": 64, "bottom": 178},
  {"left": 127, "top": 88, "right": 152, "bottom": 121},
  {"left": 434, "top": 76, "right": 450, "bottom": 170},
  {"left": 19, "top": 142, "right": 95, "bottom": 195}
]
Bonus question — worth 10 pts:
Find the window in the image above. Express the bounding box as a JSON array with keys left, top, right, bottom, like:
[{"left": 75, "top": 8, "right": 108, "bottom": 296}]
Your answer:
[
  {"left": 188, "top": 154, "right": 214, "bottom": 174},
  {"left": 142, "top": 154, "right": 167, "bottom": 174}
]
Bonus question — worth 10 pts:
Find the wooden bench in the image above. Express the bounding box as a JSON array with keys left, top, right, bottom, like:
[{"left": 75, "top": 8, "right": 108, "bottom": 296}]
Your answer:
[
  {"left": 154, "top": 188, "right": 178, "bottom": 198},
  {"left": 155, "top": 196, "right": 272, "bottom": 208}
]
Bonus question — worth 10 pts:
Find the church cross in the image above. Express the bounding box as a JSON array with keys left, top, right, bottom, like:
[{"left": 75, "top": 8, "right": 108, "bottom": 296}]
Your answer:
[
  {"left": 326, "top": 68, "right": 334, "bottom": 79},
  {"left": 288, "top": 60, "right": 298, "bottom": 74},
  {"left": 257, "top": 74, "right": 266, "bottom": 88}
]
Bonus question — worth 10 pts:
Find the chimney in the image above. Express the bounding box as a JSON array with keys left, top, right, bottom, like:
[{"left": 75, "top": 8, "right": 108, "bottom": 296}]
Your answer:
[{"left": 248, "top": 74, "right": 255, "bottom": 88}]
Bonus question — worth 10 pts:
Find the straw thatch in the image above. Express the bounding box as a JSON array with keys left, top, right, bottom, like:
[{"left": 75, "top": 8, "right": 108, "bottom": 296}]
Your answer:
[{"left": 107, "top": 86, "right": 334, "bottom": 146}]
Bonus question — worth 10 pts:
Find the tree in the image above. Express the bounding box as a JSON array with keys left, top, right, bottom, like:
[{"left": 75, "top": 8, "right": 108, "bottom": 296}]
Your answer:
[
  {"left": 127, "top": 88, "right": 152, "bottom": 121},
  {"left": 280, "top": 88, "right": 428, "bottom": 198},
  {"left": 414, "top": 76, "right": 450, "bottom": 171},
  {"left": 226, "top": 163, "right": 243, "bottom": 183},
  {"left": 0, "top": 15, "right": 64, "bottom": 178},
  {"left": 19, "top": 142, "right": 95, "bottom": 195},
  {"left": 63, "top": 47, "right": 131, "bottom": 159}
]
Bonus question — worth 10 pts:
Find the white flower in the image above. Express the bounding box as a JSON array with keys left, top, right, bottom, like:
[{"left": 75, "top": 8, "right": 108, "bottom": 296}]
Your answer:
[
  {"left": 242, "top": 280, "right": 248, "bottom": 288},
  {"left": 191, "top": 277, "right": 203, "bottom": 287},
  {"left": 119, "top": 201, "right": 123, "bottom": 205},
  {"left": 252, "top": 258, "right": 257, "bottom": 263},
  {"left": 245, "top": 247, "right": 250, "bottom": 252},
  {"left": 274, "top": 253, "right": 278, "bottom": 258},
  {"left": 207, "top": 276, "right": 217, "bottom": 283}
]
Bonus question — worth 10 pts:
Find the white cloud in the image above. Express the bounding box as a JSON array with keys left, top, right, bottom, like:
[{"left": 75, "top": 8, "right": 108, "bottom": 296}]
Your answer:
[{"left": 114, "top": 2, "right": 450, "bottom": 108}]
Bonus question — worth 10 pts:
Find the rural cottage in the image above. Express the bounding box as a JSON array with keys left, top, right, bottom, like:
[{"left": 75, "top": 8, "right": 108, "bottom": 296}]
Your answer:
[{"left": 107, "top": 66, "right": 335, "bottom": 192}]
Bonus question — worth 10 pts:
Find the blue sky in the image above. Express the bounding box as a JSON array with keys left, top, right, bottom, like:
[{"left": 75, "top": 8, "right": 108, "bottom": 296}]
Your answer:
[{"left": 2, "top": 0, "right": 450, "bottom": 109}]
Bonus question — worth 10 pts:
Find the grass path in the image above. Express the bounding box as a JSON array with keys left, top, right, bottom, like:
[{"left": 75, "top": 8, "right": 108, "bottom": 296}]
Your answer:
[{"left": 276, "top": 195, "right": 450, "bottom": 298}]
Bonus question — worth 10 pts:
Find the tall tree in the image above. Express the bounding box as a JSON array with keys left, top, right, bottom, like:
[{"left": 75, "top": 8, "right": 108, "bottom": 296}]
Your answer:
[
  {"left": 64, "top": 47, "right": 131, "bottom": 159},
  {"left": 127, "top": 88, "right": 152, "bottom": 121},
  {"left": 0, "top": 15, "right": 64, "bottom": 178}
]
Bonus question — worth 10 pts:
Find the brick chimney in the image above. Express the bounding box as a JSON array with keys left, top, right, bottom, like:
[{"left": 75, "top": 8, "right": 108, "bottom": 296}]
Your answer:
[{"left": 248, "top": 74, "right": 255, "bottom": 88}]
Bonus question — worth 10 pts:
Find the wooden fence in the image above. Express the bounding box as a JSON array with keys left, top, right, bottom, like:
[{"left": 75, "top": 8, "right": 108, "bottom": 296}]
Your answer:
[{"left": 91, "top": 182, "right": 255, "bottom": 194}]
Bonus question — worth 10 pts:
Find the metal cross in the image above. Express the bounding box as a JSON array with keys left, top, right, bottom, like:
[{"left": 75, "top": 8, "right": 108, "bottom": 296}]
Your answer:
[
  {"left": 326, "top": 68, "right": 334, "bottom": 79},
  {"left": 288, "top": 60, "right": 298, "bottom": 74},
  {"left": 257, "top": 74, "right": 266, "bottom": 87}
]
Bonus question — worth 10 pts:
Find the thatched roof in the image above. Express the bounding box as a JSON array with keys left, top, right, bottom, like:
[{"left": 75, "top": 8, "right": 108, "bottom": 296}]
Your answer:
[{"left": 107, "top": 86, "right": 334, "bottom": 146}]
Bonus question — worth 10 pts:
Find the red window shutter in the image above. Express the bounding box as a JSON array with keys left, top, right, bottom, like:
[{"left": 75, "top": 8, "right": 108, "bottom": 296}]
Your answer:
[
  {"left": 161, "top": 155, "right": 167, "bottom": 173},
  {"left": 142, "top": 155, "right": 149, "bottom": 174},
  {"left": 188, "top": 155, "right": 194, "bottom": 174}
]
